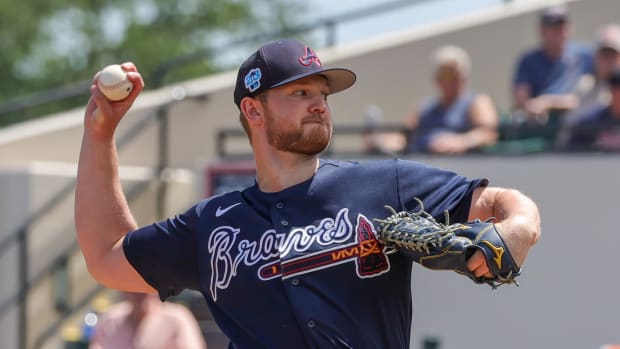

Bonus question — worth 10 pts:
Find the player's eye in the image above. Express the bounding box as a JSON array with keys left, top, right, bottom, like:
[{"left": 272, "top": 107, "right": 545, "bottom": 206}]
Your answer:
[{"left": 293, "top": 89, "right": 307, "bottom": 96}]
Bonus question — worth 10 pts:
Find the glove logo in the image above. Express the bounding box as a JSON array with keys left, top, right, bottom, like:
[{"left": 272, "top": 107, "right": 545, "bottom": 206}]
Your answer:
[
  {"left": 451, "top": 223, "right": 472, "bottom": 231},
  {"left": 481, "top": 240, "right": 504, "bottom": 269}
]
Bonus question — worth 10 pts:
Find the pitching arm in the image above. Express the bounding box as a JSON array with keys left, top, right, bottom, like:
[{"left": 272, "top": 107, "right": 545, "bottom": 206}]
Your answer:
[{"left": 74, "top": 63, "right": 154, "bottom": 293}]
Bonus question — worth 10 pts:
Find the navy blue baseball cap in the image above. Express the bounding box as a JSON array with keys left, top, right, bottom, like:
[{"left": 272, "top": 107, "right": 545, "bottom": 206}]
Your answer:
[
  {"left": 540, "top": 5, "right": 569, "bottom": 26},
  {"left": 234, "top": 39, "right": 357, "bottom": 107}
]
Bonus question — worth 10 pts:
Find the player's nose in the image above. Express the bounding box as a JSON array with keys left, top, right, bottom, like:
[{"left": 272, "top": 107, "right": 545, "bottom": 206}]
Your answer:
[{"left": 309, "top": 95, "right": 328, "bottom": 114}]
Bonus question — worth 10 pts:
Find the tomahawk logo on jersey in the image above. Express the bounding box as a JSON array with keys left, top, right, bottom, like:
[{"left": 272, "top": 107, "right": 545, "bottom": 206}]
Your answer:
[{"left": 208, "top": 208, "right": 390, "bottom": 300}]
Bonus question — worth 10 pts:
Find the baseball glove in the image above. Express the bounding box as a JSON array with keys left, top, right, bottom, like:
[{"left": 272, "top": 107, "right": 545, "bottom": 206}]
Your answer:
[{"left": 374, "top": 198, "right": 521, "bottom": 288}]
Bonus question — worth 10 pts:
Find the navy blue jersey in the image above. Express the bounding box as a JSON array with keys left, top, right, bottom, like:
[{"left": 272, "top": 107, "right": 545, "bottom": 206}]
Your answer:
[
  {"left": 567, "top": 105, "right": 620, "bottom": 151},
  {"left": 123, "top": 159, "right": 487, "bottom": 349},
  {"left": 407, "top": 91, "right": 476, "bottom": 153},
  {"left": 513, "top": 42, "right": 594, "bottom": 97}
]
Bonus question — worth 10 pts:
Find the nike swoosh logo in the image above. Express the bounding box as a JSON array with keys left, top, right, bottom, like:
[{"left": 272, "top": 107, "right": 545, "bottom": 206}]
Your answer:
[{"left": 215, "top": 203, "right": 242, "bottom": 217}]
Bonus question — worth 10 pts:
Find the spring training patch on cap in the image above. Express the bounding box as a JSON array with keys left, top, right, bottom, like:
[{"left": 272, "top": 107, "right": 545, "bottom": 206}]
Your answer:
[{"left": 244, "top": 68, "right": 262, "bottom": 92}]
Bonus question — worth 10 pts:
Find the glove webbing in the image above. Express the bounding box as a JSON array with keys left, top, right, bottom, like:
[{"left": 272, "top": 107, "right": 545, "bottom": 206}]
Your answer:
[{"left": 375, "top": 198, "right": 455, "bottom": 254}]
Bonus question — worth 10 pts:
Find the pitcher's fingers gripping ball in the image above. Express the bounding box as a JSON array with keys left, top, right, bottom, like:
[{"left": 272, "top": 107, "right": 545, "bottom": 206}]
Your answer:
[
  {"left": 374, "top": 198, "right": 521, "bottom": 289},
  {"left": 97, "top": 64, "right": 134, "bottom": 101},
  {"left": 93, "top": 64, "right": 135, "bottom": 123}
]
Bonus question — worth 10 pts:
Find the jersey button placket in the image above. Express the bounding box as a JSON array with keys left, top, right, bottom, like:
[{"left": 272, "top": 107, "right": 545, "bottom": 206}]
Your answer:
[
  {"left": 270, "top": 198, "right": 290, "bottom": 271},
  {"left": 307, "top": 320, "right": 316, "bottom": 328}
]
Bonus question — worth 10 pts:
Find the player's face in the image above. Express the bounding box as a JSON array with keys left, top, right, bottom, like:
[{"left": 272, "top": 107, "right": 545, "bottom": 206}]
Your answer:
[{"left": 260, "top": 76, "right": 332, "bottom": 155}]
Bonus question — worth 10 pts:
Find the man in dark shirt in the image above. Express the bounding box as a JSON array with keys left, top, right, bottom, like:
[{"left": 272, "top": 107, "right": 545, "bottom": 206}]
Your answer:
[
  {"left": 568, "top": 68, "right": 620, "bottom": 151},
  {"left": 512, "top": 4, "right": 594, "bottom": 120}
]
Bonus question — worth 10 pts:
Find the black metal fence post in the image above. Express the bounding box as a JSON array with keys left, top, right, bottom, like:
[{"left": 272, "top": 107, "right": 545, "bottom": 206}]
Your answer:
[
  {"left": 325, "top": 20, "right": 337, "bottom": 47},
  {"left": 156, "top": 105, "right": 170, "bottom": 220},
  {"left": 18, "top": 227, "right": 28, "bottom": 349}
]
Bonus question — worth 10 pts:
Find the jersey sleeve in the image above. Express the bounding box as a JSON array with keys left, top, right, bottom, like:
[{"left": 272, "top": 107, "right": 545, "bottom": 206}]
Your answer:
[
  {"left": 576, "top": 43, "right": 595, "bottom": 76},
  {"left": 513, "top": 52, "right": 531, "bottom": 87},
  {"left": 394, "top": 159, "right": 487, "bottom": 223},
  {"left": 123, "top": 198, "right": 211, "bottom": 300}
]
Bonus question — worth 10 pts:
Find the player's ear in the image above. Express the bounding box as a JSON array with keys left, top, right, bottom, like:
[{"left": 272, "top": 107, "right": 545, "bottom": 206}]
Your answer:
[{"left": 240, "top": 97, "right": 262, "bottom": 122}]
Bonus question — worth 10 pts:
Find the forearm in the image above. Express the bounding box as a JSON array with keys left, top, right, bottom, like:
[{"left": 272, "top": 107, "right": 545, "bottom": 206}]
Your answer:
[
  {"left": 74, "top": 134, "right": 137, "bottom": 271},
  {"left": 513, "top": 84, "right": 530, "bottom": 110},
  {"left": 462, "top": 127, "right": 498, "bottom": 149},
  {"left": 470, "top": 187, "right": 540, "bottom": 266},
  {"left": 529, "top": 94, "right": 579, "bottom": 112},
  {"left": 490, "top": 189, "right": 541, "bottom": 265},
  {"left": 72, "top": 63, "right": 156, "bottom": 292}
]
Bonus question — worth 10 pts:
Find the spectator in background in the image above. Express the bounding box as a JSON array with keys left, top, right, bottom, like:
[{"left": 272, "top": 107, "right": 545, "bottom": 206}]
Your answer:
[
  {"left": 556, "top": 24, "right": 620, "bottom": 148},
  {"left": 403, "top": 45, "right": 499, "bottom": 154},
  {"left": 512, "top": 4, "right": 594, "bottom": 123},
  {"left": 89, "top": 292, "right": 207, "bottom": 349},
  {"left": 565, "top": 68, "right": 620, "bottom": 151},
  {"left": 361, "top": 104, "right": 406, "bottom": 155}
]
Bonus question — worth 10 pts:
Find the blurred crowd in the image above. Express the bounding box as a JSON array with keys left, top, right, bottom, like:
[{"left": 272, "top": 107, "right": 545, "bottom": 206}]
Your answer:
[{"left": 363, "top": 4, "right": 620, "bottom": 155}]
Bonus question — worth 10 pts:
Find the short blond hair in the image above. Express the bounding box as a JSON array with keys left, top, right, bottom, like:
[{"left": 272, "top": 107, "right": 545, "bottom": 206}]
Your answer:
[{"left": 431, "top": 45, "right": 471, "bottom": 77}]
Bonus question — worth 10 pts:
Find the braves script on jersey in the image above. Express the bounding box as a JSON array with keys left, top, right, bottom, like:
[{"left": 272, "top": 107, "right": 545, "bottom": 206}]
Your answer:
[{"left": 124, "top": 159, "right": 486, "bottom": 348}]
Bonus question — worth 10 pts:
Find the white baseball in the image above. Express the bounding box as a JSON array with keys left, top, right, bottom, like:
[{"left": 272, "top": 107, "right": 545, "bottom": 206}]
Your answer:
[{"left": 97, "top": 64, "right": 134, "bottom": 101}]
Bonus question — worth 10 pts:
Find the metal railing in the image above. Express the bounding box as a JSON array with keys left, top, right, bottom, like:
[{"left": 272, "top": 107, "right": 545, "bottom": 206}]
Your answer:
[{"left": 214, "top": 117, "right": 603, "bottom": 159}]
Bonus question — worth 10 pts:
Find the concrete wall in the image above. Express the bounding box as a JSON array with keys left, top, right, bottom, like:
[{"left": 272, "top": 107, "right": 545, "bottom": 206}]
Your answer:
[{"left": 405, "top": 154, "right": 620, "bottom": 349}]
